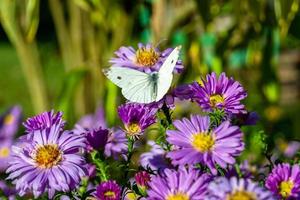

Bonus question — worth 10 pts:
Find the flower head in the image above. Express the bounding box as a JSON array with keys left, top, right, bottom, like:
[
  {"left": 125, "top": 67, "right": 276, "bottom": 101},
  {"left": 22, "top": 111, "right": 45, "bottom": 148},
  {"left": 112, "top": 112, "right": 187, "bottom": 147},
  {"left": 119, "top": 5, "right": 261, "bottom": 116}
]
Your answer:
[
  {"left": 74, "top": 125, "right": 109, "bottom": 152},
  {"left": 0, "top": 106, "right": 22, "bottom": 139},
  {"left": 140, "top": 141, "right": 170, "bottom": 171},
  {"left": 110, "top": 43, "right": 183, "bottom": 74},
  {"left": 135, "top": 171, "right": 151, "bottom": 188},
  {"left": 191, "top": 72, "right": 247, "bottom": 114},
  {"left": 265, "top": 163, "right": 300, "bottom": 199},
  {"left": 23, "top": 110, "right": 65, "bottom": 132},
  {"left": 118, "top": 103, "right": 156, "bottom": 138},
  {"left": 6, "top": 112, "right": 86, "bottom": 198},
  {"left": 207, "top": 177, "right": 274, "bottom": 200},
  {"left": 167, "top": 115, "right": 244, "bottom": 174},
  {"left": 95, "top": 180, "right": 121, "bottom": 200},
  {"left": 147, "top": 167, "right": 211, "bottom": 200}
]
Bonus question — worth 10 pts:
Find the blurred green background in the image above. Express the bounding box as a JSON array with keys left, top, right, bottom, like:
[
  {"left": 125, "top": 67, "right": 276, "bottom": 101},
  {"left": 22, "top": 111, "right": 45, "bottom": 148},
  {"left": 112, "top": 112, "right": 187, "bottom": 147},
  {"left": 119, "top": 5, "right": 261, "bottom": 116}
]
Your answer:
[{"left": 1, "top": 0, "right": 300, "bottom": 159}]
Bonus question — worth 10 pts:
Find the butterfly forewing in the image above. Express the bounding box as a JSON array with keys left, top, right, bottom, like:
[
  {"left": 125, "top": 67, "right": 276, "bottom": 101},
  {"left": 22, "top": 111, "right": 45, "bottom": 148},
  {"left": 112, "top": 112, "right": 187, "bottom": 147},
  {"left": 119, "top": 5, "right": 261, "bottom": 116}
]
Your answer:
[{"left": 155, "top": 46, "right": 181, "bottom": 101}]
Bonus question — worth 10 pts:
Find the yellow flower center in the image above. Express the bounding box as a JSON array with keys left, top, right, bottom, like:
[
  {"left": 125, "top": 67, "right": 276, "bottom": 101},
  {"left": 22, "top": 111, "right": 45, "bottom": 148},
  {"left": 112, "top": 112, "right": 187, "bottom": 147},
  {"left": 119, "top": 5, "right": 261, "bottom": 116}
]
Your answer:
[
  {"left": 35, "top": 144, "right": 62, "bottom": 168},
  {"left": 0, "top": 147, "right": 10, "bottom": 158},
  {"left": 126, "top": 123, "right": 141, "bottom": 136},
  {"left": 126, "top": 191, "right": 138, "bottom": 200},
  {"left": 3, "top": 114, "right": 14, "bottom": 125},
  {"left": 209, "top": 94, "right": 224, "bottom": 107},
  {"left": 166, "top": 192, "right": 189, "bottom": 200},
  {"left": 135, "top": 47, "right": 159, "bottom": 67},
  {"left": 279, "top": 180, "right": 294, "bottom": 198},
  {"left": 104, "top": 191, "right": 116, "bottom": 198},
  {"left": 227, "top": 190, "right": 257, "bottom": 200},
  {"left": 192, "top": 133, "right": 215, "bottom": 152}
]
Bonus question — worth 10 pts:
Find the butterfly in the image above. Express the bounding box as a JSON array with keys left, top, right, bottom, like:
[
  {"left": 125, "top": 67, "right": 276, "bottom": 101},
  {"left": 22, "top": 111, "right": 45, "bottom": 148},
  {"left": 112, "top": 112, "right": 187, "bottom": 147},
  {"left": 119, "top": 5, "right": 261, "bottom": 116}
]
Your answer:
[{"left": 103, "top": 46, "right": 181, "bottom": 103}]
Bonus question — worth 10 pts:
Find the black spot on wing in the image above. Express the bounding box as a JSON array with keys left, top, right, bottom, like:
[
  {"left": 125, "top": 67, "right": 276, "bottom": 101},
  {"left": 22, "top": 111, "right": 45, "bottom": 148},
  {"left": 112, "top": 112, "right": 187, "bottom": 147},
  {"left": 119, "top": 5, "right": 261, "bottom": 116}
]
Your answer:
[{"left": 117, "top": 76, "right": 122, "bottom": 80}]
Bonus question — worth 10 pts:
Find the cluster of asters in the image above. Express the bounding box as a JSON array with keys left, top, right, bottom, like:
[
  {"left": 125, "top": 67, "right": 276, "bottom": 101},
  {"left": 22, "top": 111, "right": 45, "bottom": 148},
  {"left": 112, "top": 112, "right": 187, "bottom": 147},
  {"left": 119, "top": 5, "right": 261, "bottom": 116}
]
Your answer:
[{"left": 1, "top": 43, "right": 300, "bottom": 200}]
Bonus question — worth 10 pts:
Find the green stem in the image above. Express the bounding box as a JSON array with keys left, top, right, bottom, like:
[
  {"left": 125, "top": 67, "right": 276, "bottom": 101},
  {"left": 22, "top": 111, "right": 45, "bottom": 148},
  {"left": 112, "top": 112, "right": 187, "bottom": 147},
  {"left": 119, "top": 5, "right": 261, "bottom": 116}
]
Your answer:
[
  {"left": 123, "top": 138, "right": 134, "bottom": 189},
  {"left": 91, "top": 151, "right": 108, "bottom": 182},
  {"left": 161, "top": 102, "right": 172, "bottom": 126}
]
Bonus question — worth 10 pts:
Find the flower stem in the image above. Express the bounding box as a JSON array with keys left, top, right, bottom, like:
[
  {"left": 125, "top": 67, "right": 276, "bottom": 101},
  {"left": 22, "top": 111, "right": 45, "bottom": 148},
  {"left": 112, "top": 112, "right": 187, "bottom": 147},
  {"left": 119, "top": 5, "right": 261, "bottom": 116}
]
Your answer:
[
  {"left": 161, "top": 102, "right": 172, "bottom": 126},
  {"left": 91, "top": 151, "right": 108, "bottom": 182}
]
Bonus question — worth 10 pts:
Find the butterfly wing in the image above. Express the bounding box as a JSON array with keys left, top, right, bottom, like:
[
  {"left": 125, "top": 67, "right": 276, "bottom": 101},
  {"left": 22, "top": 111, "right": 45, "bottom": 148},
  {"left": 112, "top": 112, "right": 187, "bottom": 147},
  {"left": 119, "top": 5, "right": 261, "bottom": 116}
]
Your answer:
[
  {"left": 121, "top": 75, "right": 157, "bottom": 103},
  {"left": 155, "top": 46, "right": 181, "bottom": 101},
  {"left": 103, "top": 66, "right": 156, "bottom": 103}
]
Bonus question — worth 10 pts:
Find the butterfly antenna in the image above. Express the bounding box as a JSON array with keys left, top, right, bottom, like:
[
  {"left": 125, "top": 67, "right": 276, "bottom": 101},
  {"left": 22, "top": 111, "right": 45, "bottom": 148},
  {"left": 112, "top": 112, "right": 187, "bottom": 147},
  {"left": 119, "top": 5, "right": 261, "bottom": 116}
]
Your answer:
[{"left": 155, "top": 39, "right": 168, "bottom": 49}]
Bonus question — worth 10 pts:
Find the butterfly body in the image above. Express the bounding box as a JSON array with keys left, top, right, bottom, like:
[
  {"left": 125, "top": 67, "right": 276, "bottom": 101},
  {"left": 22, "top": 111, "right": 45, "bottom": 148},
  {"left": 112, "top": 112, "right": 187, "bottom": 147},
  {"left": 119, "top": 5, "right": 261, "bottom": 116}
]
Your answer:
[{"left": 103, "top": 46, "right": 181, "bottom": 103}]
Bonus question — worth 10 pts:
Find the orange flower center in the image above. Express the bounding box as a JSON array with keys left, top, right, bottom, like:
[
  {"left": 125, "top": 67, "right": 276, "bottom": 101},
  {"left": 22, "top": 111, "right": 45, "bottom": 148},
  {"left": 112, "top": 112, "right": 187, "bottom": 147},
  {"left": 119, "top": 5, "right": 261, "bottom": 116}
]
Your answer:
[
  {"left": 35, "top": 144, "right": 62, "bottom": 168},
  {"left": 126, "top": 123, "right": 141, "bottom": 137},
  {"left": 135, "top": 47, "right": 159, "bottom": 67}
]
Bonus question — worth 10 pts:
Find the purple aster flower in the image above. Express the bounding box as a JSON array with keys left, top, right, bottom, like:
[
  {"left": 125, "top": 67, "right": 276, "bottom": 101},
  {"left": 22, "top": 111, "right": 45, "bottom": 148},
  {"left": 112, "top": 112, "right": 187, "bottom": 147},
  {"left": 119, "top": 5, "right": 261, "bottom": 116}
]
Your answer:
[
  {"left": 135, "top": 171, "right": 151, "bottom": 188},
  {"left": 74, "top": 125, "right": 109, "bottom": 152},
  {"left": 77, "top": 105, "right": 107, "bottom": 129},
  {"left": 118, "top": 103, "right": 157, "bottom": 138},
  {"left": 85, "top": 128, "right": 109, "bottom": 151},
  {"left": 140, "top": 141, "right": 170, "bottom": 171},
  {"left": 110, "top": 43, "right": 183, "bottom": 74},
  {"left": 167, "top": 115, "right": 244, "bottom": 175},
  {"left": 147, "top": 167, "right": 211, "bottom": 200},
  {"left": 104, "top": 129, "right": 128, "bottom": 159},
  {"left": 95, "top": 180, "right": 121, "bottom": 200},
  {"left": 206, "top": 177, "right": 274, "bottom": 200},
  {"left": 0, "top": 106, "right": 22, "bottom": 139},
  {"left": 265, "top": 163, "right": 300, "bottom": 199},
  {"left": 0, "top": 139, "right": 13, "bottom": 171},
  {"left": 23, "top": 110, "right": 65, "bottom": 132},
  {"left": 6, "top": 114, "right": 87, "bottom": 198},
  {"left": 190, "top": 72, "right": 247, "bottom": 114},
  {"left": 135, "top": 171, "right": 151, "bottom": 196}
]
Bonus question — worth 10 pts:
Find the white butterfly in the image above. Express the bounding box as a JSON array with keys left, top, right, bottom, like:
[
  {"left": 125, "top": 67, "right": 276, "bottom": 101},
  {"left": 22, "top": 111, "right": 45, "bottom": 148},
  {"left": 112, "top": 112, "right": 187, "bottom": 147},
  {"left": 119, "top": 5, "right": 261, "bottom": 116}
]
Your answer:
[{"left": 103, "top": 46, "right": 181, "bottom": 103}]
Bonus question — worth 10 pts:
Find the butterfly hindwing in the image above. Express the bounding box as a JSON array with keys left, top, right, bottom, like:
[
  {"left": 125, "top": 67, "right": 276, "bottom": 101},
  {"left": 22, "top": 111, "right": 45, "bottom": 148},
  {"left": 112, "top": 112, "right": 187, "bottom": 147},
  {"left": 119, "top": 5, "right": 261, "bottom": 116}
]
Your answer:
[
  {"left": 103, "top": 66, "right": 156, "bottom": 103},
  {"left": 121, "top": 75, "right": 156, "bottom": 103}
]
